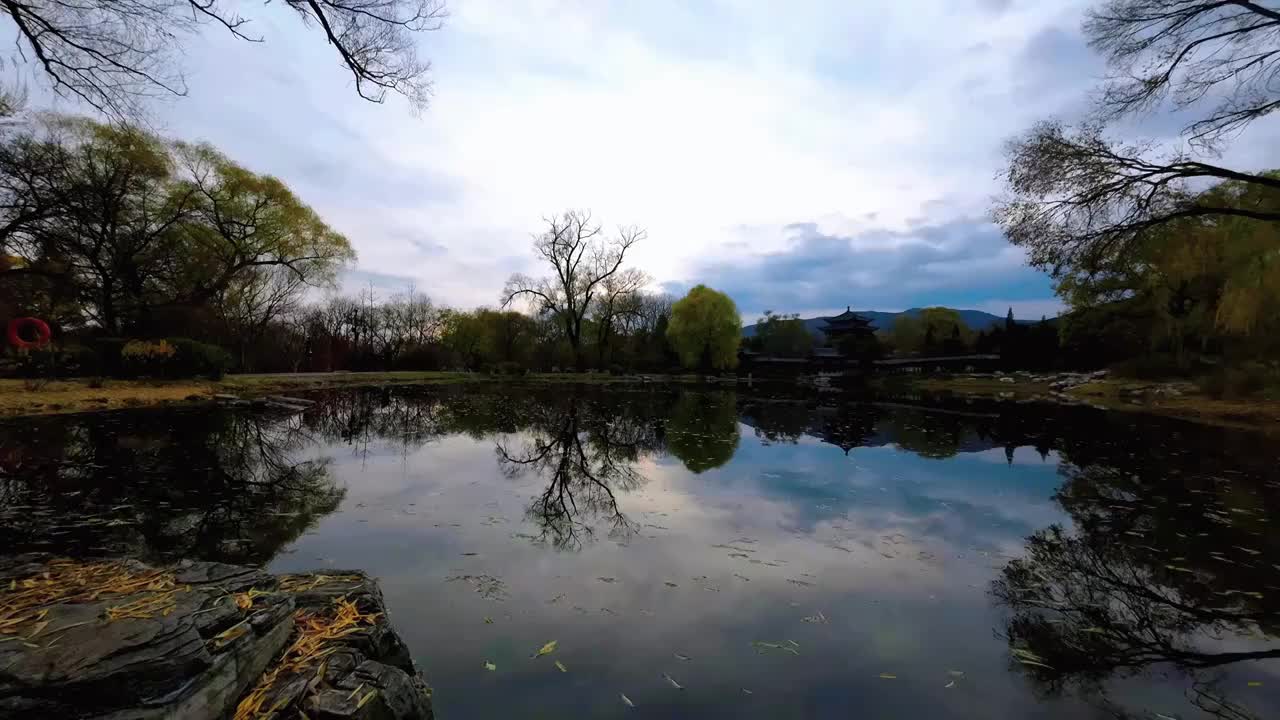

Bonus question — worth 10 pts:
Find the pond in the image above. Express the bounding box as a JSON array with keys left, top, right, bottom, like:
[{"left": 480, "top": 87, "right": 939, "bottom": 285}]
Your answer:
[{"left": 2, "top": 385, "right": 1278, "bottom": 719}]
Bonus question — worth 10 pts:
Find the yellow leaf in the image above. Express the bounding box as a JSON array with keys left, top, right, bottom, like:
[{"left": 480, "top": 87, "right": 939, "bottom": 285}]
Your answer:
[
  {"left": 534, "top": 640, "right": 557, "bottom": 657},
  {"left": 554, "top": 660, "right": 567, "bottom": 673}
]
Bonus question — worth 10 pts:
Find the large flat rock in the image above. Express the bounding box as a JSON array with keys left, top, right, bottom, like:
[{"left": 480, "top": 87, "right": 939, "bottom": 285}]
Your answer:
[{"left": 0, "top": 557, "right": 433, "bottom": 720}]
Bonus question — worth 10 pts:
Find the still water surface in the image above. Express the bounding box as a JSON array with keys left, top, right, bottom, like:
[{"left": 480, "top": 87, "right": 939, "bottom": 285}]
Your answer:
[{"left": 2, "top": 386, "right": 1278, "bottom": 719}]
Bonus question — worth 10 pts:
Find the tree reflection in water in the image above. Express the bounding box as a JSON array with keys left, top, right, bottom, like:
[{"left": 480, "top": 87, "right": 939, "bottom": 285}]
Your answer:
[
  {"left": 496, "top": 393, "right": 669, "bottom": 549},
  {"left": 993, "top": 449, "right": 1280, "bottom": 719},
  {"left": 0, "top": 408, "right": 343, "bottom": 564}
]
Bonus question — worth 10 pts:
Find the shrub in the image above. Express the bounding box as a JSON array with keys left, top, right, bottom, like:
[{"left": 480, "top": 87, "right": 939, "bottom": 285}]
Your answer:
[
  {"left": 167, "top": 338, "right": 232, "bottom": 380},
  {"left": 121, "top": 339, "right": 177, "bottom": 377},
  {"left": 1110, "top": 353, "right": 1192, "bottom": 380},
  {"left": 1200, "top": 363, "right": 1275, "bottom": 400},
  {"left": 494, "top": 361, "right": 524, "bottom": 376}
]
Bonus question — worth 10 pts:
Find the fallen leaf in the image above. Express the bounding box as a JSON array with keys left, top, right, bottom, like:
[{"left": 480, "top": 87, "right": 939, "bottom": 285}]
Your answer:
[
  {"left": 945, "top": 680, "right": 956, "bottom": 688},
  {"left": 534, "top": 640, "right": 557, "bottom": 658},
  {"left": 484, "top": 661, "right": 496, "bottom": 671},
  {"left": 674, "top": 653, "right": 691, "bottom": 661},
  {"left": 742, "top": 688, "right": 753, "bottom": 695},
  {"left": 879, "top": 673, "right": 897, "bottom": 680},
  {"left": 483, "top": 617, "right": 494, "bottom": 624},
  {"left": 620, "top": 693, "right": 636, "bottom": 708},
  {"left": 663, "top": 673, "right": 684, "bottom": 690},
  {"left": 555, "top": 660, "right": 567, "bottom": 673}
]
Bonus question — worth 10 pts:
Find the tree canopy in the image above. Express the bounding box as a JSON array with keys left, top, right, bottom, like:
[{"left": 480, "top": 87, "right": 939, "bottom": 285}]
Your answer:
[
  {"left": 666, "top": 284, "right": 740, "bottom": 371},
  {"left": 0, "top": 115, "right": 355, "bottom": 337},
  {"left": 993, "top": 0, "right": 1280, "bottom": 275}
]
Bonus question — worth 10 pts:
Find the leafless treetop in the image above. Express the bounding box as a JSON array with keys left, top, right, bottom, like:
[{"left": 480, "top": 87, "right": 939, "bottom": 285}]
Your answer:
[
  {"left": 0, "top": 0, "right": 446, "bottom": 118},
  {"left": 1086, "top": 0, "right": 1280, "bottom": 146}
]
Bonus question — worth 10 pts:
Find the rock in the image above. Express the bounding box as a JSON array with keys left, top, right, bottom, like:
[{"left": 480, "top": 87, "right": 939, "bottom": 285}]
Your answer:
[
  {"left": 998, "top": 377, "right": 1015, "bottom": 384},
  {"left": 0, "top": 557, "right": 289, "bottom": 720},
  {"left": 0, "top": 559, "right": 432, "bottom": 720}
]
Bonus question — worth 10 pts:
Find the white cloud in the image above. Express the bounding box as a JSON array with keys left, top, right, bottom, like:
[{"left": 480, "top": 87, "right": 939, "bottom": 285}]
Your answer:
[{"left": 13, "top": 0, "right": 1203, "bottom": 312}]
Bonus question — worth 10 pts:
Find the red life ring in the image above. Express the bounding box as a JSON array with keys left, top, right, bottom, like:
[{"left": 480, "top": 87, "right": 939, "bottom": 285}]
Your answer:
[{"left": 6, "top": 317, "right": 52, "bottom": 349}]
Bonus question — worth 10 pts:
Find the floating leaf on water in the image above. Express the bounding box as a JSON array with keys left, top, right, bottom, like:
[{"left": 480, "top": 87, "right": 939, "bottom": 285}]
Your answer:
[
  {"left": 751, "top": 641, "right": 800, "bottom": 656},
  {"left": 946, "top": 670, "right": 965, "bottom": 677},
  {"left": 674, "top": 653, "right": 691, "bottom": 661},
  {"left": 878, "top": 673, "right": 897, "bottom": 679},
  {"left": 786, "top": 640, "right": 800, "bottom": 648},
  {"left": 534, "top": 640, "right": 557, "bottom": 658},
  {"left": 483, "top": 617, "right": 494, "bottom": 624},
  {"left": 801, "top": 611, "right": 828, "bottom": 624},
  {"left": 663, "top": 582, "right": 678, "bottom": 588},
  {"left": 742, "top": 688, "right": 754, "bottom": 695},
  {"left": 663, "top": 672, "right": 684, "bottom": 689},
  {"left": 620, "top": 693, "right": 636, "bottom": 708},
  {"left": 483, "top": 661, "right": 496, "bottom": 672},
  {"left": 598, "top": 577, "right": 617, "bottom": 584},
  {"left": 1248, "top": 681, "right": 1263, "bottom": 687},
  {"left": 555, "top": 660, "right": 567, "bottom": 673},
  {"left": 945, "top": 680, "right": 956, "bottom": 688}
]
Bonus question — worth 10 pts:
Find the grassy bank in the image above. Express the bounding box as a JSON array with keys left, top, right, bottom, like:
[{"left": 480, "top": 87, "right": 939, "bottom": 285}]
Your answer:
[
  {"left": 896, "top": 374, "right": 1280, "bottom": 432},
  {"left": 0, "top": 371, "right": 700, "bottom": 417}
]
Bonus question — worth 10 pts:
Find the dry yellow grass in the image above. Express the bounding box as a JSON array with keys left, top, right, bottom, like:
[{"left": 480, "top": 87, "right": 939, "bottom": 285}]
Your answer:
[{"left": 0, "top": 378, "right": 213, "bottom": 417}]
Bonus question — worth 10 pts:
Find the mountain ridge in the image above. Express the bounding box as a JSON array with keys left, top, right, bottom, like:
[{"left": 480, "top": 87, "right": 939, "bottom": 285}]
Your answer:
[{"left": 741, "top": 307, "right": 1035, "bottom": 339}]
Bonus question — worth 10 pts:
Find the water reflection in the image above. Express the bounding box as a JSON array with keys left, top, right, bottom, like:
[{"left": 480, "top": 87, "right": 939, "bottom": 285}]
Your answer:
[
  {"left": 993, "top": 452, "right": 1280, "bottom": 719},
  {"left": 497, "top": 394, "right": 657, "bottom": 548},
  {"left": 1, "top": 386, "right": 1277, "bottom": 718},
  {"left": 0, "top": 408, "right": 342, "bottom": 563}
]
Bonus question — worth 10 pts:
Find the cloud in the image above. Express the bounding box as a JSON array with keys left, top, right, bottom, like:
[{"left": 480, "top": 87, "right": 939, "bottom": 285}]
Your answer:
[
  {"left": 675, "top": 218, "right": 1058, "bottom": 317},
  {"left": 22, "top": 0, "right": 1257, "bottom": 315}
]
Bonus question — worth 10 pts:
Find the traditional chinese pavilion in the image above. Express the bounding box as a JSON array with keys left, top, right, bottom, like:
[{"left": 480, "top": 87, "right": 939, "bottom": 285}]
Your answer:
[{"left": 822, "top": 307, "right": 875, "bottom": 343}]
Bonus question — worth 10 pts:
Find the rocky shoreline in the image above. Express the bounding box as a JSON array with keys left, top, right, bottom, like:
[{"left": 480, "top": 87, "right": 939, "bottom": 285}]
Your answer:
[{"left": 0, "top": 556, "right": 433, "bottom": 720}]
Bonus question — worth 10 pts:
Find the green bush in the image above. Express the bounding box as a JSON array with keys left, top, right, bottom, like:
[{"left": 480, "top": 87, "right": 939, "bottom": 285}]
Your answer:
[
  {"left": 1200, "top": 363, "right": 1276, "bottom": 400},
  {"left": 167, "top": 338, "right": 232, "bottom": 380},
  {"left": 1110, "top": 353, "right": 1194, "bottom": 380},
  {"left": 493, "top": 361, "right": 525, "bottom": 376},
  {"left": 80, "top": 336, "right": 229, "bottom": 379}
]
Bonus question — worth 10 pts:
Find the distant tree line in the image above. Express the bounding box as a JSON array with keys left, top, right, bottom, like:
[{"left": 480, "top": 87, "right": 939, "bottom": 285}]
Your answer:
[{"left": 0, "top": 122, "right": 717, "bottom": 377}]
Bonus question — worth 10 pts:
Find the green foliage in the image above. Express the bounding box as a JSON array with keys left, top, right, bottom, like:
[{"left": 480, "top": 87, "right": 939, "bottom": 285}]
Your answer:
[
  {"left": 884, "top": 308, "right": 972, "bottom": 356},
  {"left": 1200, "top": 363, "right": 1278, "bottom": 400},
  {"left": 1051, "top": 174, "right": 1280, "bottom": 372},
  {"left": 666, "top": 392, "right": 739, "bottom": 473},
  {"left": 167, "top": 338, "right": 232, "bottom": 380},
  {"left": 667, "top": 285, "right": 740, "bottom": 370},
  {"left": 91, "top": 337, "right": 229, "bottom": 379},
  {"left": 1, "top": 115, "right": 354, "bottom": 338},
  {"left": 752, "top": 310, "right": 813, "bottom": 357}
]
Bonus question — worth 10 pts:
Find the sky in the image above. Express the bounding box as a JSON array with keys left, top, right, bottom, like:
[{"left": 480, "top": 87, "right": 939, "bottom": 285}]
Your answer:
[{"left": 8, "top": 0, "right": 1279, "bottom": 322}]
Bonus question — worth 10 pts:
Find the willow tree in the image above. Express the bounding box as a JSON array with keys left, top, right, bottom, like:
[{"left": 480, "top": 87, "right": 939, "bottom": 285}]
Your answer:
[
  {"left": 666, "top": 284, "right": 740, "bottom": 371},
  {"left": 0, "top": 115, "right": 354, "bottom": 335},
  {"left": 994, "top": 0, "right": 1280, "bottom": 275}
]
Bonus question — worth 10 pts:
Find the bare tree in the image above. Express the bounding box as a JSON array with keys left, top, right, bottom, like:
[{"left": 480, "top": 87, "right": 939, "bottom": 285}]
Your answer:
[
  {"left": 501, "top": 210, "right": 646, "bottom": 370},
  {"left": 994, "top": 121, "right": 1280, "bottom": 273},
  {"left": 591, "top": 267, "right": 650, "bottom": 366},
  {"left": 0, "top": 0, "right": 446, "bottom": 118},
  {"left": 994, "top": 0, "right": 1280, "bottom": 275},
  {"left": 1086, "top": 0, "right": 1280, "bottom": 147}
]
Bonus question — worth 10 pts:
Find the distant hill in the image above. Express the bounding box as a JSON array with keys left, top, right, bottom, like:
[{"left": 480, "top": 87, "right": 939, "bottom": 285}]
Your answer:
[{"left": 741, "top": 308, "right": 1033, "bottom": 339}]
